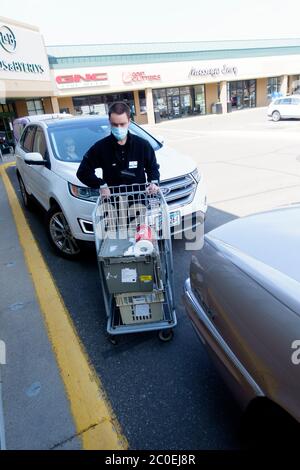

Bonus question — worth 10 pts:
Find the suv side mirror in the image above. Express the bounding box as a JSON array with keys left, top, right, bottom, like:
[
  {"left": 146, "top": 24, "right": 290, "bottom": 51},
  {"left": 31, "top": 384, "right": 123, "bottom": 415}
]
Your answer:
[{"left": 24, "top": 152, "right": 46, "bottom": 165}]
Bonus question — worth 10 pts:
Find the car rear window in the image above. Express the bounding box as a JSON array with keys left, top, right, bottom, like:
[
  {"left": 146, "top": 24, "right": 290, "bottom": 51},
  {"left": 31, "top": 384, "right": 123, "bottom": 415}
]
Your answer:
[{"left": 280, "top": 98, "right": 292, "bottom": 105}]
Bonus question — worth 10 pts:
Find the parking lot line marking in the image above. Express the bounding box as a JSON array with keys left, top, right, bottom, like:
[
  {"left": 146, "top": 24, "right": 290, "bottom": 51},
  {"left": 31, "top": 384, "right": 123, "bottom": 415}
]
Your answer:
[{"left": 0, "top": 163, "right": 128, "bottom": 450}]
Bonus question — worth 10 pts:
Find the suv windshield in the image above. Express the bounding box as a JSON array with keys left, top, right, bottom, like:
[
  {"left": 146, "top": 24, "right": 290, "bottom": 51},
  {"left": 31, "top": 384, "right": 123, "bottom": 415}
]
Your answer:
[{"left": 48, "top": 118, "right": 161, "bottom": 162}]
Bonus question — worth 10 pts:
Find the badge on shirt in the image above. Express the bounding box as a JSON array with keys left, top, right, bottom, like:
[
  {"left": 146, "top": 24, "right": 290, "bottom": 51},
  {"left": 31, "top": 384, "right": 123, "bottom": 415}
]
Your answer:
[{"left": 129, "top": 161, "right": 138, "bottom": 169}]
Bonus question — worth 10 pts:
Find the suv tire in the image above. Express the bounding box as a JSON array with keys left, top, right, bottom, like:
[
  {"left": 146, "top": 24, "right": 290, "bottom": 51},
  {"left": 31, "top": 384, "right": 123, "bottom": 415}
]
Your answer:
[
  {"left": 46, "top": 205, "right": 81, "bottom": 259},
  {"left": 18, "top": 174, "right": 34, "bottom": 210}
]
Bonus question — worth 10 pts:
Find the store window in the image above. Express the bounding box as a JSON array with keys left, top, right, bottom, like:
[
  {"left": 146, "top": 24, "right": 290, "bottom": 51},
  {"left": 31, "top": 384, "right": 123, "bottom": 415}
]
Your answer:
[
  {"left": 267, "top": 77, "right": 282, "bottom": 102},
  {"left": 194, "top": 85, "right": 206, "bottom": 114},
  {"left": 138, "top": 90, "right": 147, "bottom": 114},
  {"left": 26, "top": 99, "right": 45, "bottom": 116},
  {"left": 73, "top": 92, "right": 135, "bottom": 117},
  {"left": 0, "top": 103, "right": 14, "bottom": 114},
  {"left": 290, "top": 75, "right": 300, "bottom": 94},
  {"left": 153, "top": 85, "right": 205, "bottom": 122},
  {"left": 228, "top": 80, "right": 256, "bottom": 110}
]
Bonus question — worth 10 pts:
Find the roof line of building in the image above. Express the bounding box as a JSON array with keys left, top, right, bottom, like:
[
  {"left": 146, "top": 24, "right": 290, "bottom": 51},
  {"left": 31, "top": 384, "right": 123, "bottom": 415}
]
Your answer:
[
  {"left": 46, "top": 37, "right": 300, "bottom": 48},
  {"left": 0, "top": 16, "right": 40, "bottom": 32}
]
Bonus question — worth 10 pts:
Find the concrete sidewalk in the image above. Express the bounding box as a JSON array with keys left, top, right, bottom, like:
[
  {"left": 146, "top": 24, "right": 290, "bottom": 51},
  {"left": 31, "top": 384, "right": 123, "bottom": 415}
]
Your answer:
[{"left": 0, "top": 158, "right": 81, "bottom": 450}]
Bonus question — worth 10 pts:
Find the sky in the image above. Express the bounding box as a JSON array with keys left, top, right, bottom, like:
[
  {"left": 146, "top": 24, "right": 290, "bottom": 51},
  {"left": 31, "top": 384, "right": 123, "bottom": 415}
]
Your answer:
[{"left": 1, "top": 0, "right": 300, "bottom": 46}]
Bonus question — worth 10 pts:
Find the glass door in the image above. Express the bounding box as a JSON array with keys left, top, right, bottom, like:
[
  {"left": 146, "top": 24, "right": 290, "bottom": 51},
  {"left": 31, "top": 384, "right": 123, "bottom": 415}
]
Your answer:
[
  {"left": 180, "top": 87, "right": 192, "bottom": 117},
  {"left": 0, "top": 116, "right": 14, "bottom": 143},
  {"left": 249, "top": 80, "right": 256, "bottom": 107},
  {"left": 229, "top": 80, "right": 256, "bottom": 110},
  {"left": 167, "top": 88, "right": 180, "bottom": 119}
]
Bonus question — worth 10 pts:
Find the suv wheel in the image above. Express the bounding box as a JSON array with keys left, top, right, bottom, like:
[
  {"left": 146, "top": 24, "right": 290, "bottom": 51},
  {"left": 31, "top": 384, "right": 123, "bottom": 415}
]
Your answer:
[
  {"left": 18, "top": 174, "right": 33, "bottom": 210},
  {"left": 272, "top": 110, "right": 281, "bottom": 122},
  {"left": 46, "top": 205, "right": 81, "bottom": 259}
]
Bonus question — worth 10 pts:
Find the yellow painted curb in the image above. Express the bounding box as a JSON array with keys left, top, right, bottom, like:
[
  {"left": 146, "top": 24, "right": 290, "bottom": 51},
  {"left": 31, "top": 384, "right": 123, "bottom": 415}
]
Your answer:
[{"left": 0, "top": 163, "right": 128, "bottom": 450}]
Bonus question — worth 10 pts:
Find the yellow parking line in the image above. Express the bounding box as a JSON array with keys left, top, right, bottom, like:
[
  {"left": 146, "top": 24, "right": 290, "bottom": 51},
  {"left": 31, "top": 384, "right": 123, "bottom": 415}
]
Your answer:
[{"left": 0, "top": 163, "right": 128, "bottom": 450}]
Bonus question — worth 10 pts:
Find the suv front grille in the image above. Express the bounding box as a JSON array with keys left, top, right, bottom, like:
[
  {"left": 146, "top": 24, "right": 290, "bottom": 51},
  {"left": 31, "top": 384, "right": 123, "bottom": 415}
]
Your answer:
[{"left": 160, "top": 174, "right": 196, "bottom": 208}]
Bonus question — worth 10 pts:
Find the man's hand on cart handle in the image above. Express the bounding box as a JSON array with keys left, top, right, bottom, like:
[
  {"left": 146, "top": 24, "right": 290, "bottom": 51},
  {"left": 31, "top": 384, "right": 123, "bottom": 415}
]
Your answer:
[
  {"left": 99, "top": 184, "right": 111, "bottom": 197},
  {"left": 146, "top": 182, "right": 159, "bottom": 195}
]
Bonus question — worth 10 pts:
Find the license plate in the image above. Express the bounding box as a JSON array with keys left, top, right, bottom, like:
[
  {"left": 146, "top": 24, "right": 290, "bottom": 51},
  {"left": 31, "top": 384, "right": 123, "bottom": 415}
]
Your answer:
[
  {"left": 169, "top": 211, "right": 181, "bottom": 227},
  {"left": 156, "top": 210, "right": 181, "bottom": 231}
]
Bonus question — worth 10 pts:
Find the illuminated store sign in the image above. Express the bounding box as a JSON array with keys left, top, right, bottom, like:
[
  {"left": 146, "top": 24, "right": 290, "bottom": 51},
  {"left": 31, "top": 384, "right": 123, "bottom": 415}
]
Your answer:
[{"left": 56, "top": 72, "right": 109, "bottom": 88}]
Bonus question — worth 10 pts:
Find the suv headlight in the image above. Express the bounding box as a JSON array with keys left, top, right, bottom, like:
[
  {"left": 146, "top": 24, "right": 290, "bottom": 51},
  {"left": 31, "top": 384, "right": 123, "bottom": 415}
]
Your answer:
[
  {"left": 68, "top": 183, "right": 99, "bottom": 202},
  {"left": 191, "top": 168, "right": 201, "bottom": 183}
]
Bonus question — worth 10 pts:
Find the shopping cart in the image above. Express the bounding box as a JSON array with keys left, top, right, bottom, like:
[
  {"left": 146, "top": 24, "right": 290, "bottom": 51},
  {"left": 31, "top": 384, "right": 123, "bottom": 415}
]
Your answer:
[{"left": 92, "top": 183, "right": 177, "bottom": 343}]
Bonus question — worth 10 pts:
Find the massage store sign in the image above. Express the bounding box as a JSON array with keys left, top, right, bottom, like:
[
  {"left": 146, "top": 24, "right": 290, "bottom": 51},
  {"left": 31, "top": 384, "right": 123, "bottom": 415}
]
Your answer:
[
  {"left": 0, "top": 23, "right": 50, "bottom": 81},
  {"left": 188, "top": 64, "right": 238, "bottom": 80}
]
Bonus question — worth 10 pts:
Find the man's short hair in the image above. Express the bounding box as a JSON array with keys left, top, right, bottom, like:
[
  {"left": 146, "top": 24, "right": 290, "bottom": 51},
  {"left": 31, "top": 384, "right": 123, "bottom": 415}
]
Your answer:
[{"left": 108, "top": 101, "right": 131, "bottom": 120}]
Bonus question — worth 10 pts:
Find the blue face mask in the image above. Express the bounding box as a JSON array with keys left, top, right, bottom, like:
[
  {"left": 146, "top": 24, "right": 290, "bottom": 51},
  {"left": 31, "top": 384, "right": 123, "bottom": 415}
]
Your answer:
[{"left": 111, "top": 126, "right": 128, "bottom": 141}]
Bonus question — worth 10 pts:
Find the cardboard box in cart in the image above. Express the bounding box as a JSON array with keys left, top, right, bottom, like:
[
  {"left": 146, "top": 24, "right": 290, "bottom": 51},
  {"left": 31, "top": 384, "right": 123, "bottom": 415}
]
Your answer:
[{"left": 99, "top": 237, "right": 157, "bottom": 294}]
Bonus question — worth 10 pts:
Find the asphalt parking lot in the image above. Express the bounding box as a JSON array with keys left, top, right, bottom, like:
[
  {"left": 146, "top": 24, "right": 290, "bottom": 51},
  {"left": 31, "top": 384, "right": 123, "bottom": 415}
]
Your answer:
[
  {"left": 146, "top": 106, "right": 300, "bottom": 217},
  {"left": 3, "top": 107, "right": 300, "bottom": 449}
]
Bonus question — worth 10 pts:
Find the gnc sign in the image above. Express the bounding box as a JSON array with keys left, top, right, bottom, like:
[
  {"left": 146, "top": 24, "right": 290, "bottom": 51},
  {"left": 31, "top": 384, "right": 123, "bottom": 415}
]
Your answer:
[{"left": 56, "top": 72, "right": 109, "bottom": 88}]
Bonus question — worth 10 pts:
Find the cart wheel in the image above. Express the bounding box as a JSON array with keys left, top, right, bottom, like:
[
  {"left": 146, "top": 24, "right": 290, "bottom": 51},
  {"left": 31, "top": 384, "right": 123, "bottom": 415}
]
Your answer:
[
  {"left": 108, "top": 335, "right": 118, "bottom": 345},
  {"left": 158, "top": 329, "right": 174, "bottom": 342}
]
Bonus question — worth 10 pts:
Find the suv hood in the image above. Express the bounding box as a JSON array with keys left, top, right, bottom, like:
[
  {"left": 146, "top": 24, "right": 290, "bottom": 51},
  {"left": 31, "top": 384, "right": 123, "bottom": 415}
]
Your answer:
[{"left": 51, "top": 143, "right": 197, "bottom": 185}]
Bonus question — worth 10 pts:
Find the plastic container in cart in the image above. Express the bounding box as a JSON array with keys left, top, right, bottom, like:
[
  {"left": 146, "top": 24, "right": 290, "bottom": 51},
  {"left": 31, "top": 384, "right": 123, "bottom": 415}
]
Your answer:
[
  {"left": 99, "top": 236, "right": 156, "bottom": 293},
  {"left": 115, "top": 289, "right": 165, "bottom": 324}
]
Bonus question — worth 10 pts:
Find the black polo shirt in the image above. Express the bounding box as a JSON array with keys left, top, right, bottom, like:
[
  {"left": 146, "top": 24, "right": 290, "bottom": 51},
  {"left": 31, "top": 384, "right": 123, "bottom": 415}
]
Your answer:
[{"left": 76, "top": 131, "right": 160, "bottom": 188}]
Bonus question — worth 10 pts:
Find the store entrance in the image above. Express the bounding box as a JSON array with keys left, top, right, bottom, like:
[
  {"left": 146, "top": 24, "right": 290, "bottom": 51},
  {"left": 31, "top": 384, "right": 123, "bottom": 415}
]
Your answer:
[
  {"left": 228, "top": 80, "right": 256, "bottom": 110},
  {"left": 153, "top": 85, "right": 206, "bottom": 122},
  {"left": 167, "top": 95, "right": 180, "bottom": 118},
  {"left": 0, "top": 102, "right": 16, "bottom": 146},
  {"left": 0, "top": 116, "right": 14, "bottom": 145}
]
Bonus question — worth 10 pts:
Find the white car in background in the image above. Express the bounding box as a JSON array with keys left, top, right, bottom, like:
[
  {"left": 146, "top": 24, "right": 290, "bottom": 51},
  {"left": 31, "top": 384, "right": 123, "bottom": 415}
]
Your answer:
[
  {"left": 15, "top": 115, "right": 207, "bottom": 259},
  {"left": 267, "top": 95, "right": 300, "bottom": 121}
]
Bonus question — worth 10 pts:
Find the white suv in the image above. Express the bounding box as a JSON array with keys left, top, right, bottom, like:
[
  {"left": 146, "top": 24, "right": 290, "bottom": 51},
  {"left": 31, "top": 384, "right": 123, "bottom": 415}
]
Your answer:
[
  {"left": 15, "top": 115, "right": 207, "bottom": 259},
  {"left": 267, "top": 95, "right": 300, "bottom": 121}
]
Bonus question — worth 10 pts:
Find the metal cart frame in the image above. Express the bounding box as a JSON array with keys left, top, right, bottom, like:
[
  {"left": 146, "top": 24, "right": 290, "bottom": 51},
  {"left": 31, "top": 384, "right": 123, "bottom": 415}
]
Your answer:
[{"left": 92, "top": 184, "right": 177, "bottom": 342}]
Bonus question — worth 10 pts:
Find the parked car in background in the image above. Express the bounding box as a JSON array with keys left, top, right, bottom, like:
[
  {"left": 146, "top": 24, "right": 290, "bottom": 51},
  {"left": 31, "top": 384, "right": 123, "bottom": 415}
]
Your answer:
[
  {"left": 184, "top": 206, "right": 300, "bottom": 444},
  {"left": 15, "top": 115, "right": 207, "bottom": 259},
  {"left": 267, "top": 95, "right": 300, "bottom": 121}
]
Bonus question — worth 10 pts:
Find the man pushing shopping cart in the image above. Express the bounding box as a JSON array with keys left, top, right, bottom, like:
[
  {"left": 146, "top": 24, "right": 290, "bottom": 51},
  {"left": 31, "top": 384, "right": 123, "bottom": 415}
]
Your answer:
[{"left": 77, "top": 102, "right": 176, "bottom": 343}]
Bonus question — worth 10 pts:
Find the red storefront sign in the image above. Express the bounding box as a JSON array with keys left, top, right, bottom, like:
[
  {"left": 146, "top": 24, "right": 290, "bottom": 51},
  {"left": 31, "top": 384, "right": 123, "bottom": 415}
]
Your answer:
[
  {"left": 56, "top": 73, "right": 108, "bottom": 87},
  {"left": 122, "top": 71, "right": 161, "bottom": 84}
]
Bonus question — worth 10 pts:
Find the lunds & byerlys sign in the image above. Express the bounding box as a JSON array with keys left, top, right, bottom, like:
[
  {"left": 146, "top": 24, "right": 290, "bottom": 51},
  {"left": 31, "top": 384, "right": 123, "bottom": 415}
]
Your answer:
[
  {"left": 56, "top": 73, "right": 109, "bottom": 88},
  {"left": 0, "top": 24, "right": 45, "bottom": 75},
  {"left": 0, "top": 25, "right": 16, "bottom": 52}
]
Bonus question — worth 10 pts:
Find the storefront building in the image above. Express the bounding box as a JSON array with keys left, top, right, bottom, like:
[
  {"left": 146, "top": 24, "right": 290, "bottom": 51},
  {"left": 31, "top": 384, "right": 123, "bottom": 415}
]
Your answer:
[
  {"left": 0, "top": 16, "right": 53, "bottom": 143},
  {"left": 47, "top": 39, "right": 300, "bottom": 125},
  {"left": 2, "top": 17, "right": 300, "bottom": 129}
]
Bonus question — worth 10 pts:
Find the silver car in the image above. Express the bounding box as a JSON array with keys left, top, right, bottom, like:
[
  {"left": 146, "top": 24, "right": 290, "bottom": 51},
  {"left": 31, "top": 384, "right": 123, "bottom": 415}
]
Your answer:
[{"left": 184, "top": 205, "right": 300, "bottom": 443}]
